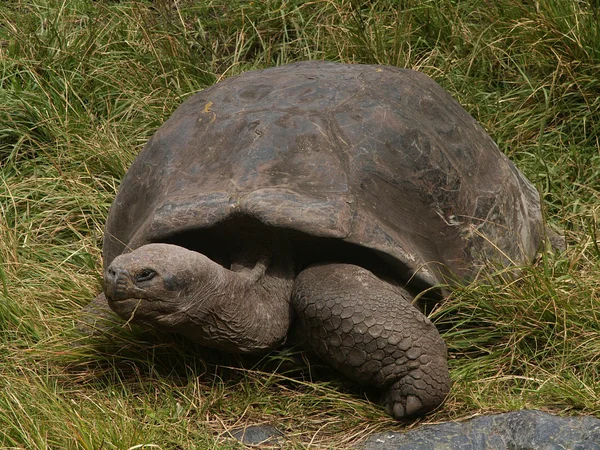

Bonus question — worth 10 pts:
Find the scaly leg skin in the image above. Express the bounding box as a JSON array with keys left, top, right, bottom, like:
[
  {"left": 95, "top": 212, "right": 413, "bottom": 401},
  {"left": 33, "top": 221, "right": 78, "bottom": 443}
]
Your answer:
[
  {"left": 77, "top": 292, "right": 124, "bottom": 336},
  {"left": 291, "top": 263, "right": 451, "bottom": 419}
]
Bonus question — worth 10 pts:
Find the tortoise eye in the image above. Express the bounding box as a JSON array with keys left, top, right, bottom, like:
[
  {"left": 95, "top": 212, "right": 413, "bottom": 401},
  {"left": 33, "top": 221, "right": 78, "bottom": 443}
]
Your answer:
[{"left": 135, "top": 269, "right": 156, "bottom": 283}]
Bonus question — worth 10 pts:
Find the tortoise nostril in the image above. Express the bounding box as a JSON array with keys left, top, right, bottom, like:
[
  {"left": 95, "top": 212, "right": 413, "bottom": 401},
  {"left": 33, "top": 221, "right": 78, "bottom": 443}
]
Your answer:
[
  {"left": 106, "top": 266, "right": 119, "bottom": 281},
  {"left": 104, "top": 266, "right": 128, "bottom": 302}
]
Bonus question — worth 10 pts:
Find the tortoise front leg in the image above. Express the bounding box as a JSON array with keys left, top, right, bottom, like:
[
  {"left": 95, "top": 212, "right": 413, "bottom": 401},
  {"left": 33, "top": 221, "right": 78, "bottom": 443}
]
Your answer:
[
  {"left": 77, "top": 292, "right": 124, "bottom": 336},
  {"left": 291, "top": 263, "right": 451, "bottom": 419}
]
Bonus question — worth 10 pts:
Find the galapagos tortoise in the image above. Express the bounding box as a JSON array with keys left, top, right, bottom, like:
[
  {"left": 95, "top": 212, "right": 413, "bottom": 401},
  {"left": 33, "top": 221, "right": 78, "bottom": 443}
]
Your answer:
[{"left": 88, "top": 61, "right": 544, "bottom": 419}]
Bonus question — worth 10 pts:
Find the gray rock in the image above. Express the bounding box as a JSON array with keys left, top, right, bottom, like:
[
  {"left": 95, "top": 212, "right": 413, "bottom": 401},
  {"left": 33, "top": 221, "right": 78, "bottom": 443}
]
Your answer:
[
  {"left": 229, "top": 425, "right": 285, "bottom": 445},
  {"left": 360, "top": 410, "right": 600, "bottom": 450}
]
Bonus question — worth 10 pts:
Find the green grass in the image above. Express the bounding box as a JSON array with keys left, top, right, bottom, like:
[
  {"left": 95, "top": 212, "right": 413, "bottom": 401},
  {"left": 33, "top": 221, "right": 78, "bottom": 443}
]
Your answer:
[{"left": 1, "top": 0, "right": 599, "bottom": 447}]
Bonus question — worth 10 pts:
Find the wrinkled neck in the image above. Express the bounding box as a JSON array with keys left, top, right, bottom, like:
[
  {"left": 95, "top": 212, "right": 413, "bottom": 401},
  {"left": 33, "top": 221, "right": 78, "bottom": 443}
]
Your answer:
[{"left": 176, "top": 252, "right": 295, "bottom": 354}]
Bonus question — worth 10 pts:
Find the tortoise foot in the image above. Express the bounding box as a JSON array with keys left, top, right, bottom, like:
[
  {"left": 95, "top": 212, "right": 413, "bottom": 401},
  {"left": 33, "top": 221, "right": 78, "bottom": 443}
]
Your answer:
[
  {"left": 383, "top": 362, "right": 451, "bottom": 419},
  {"left": 292, "top": 263, "right": 451, "bottom": 419}
]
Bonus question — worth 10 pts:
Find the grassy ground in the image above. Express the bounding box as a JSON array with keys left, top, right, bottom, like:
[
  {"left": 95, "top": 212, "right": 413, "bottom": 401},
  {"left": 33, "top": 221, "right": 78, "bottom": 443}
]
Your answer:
[{"left": 0, "top": 0, "right": 599, "bottom": 448}]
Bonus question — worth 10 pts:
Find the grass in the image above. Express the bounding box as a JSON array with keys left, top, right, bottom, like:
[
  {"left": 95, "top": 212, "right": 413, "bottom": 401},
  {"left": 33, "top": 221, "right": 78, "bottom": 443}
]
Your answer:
[{"left": 0, "top": 0, "right": 599, "bottom": 448}]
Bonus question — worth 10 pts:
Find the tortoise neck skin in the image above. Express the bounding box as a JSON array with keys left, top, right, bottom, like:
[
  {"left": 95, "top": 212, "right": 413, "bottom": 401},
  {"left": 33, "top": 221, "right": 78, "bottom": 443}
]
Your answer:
[{"left": 105, "top": 243, "right": 295, "bottom": 353}]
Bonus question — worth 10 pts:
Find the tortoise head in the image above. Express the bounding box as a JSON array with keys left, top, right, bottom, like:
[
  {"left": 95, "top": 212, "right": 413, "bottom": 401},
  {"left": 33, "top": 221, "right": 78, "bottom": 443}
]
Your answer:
[{"left": 104, "top": 243, "right": 220, "bottom": 328}]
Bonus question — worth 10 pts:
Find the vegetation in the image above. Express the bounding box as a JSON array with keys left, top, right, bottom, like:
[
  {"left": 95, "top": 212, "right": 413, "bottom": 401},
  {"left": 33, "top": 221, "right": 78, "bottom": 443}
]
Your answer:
[{"left": 0, "top": 0, "right": 598, "bottom": 447}]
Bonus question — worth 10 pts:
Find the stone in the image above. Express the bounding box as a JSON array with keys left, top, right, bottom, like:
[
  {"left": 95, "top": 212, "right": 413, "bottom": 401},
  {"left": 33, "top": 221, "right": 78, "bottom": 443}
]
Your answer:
[{"left": 359, "top": 410, "right": 600, "bottom": 450}]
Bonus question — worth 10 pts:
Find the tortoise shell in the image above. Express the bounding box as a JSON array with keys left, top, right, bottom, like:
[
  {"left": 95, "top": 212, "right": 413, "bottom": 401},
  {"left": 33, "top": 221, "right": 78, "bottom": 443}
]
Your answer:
[{"left": 103, "top": 61, "right": 542, "bottom": 289}]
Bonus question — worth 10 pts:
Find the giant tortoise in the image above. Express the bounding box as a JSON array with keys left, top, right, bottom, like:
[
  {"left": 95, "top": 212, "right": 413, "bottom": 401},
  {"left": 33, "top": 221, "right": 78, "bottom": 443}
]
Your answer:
[{"left": 87, "top": 61, "right": 544, "bottom": 419}]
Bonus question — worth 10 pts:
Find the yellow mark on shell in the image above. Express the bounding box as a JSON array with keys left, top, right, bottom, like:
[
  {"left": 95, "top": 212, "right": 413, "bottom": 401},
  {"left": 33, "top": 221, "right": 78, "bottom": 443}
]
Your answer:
[{"left": 199, "top": 101, "right": 217, "bottom": 124}]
